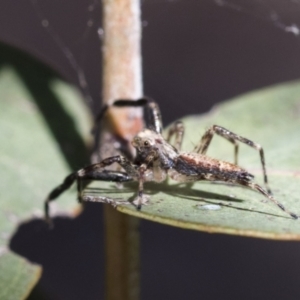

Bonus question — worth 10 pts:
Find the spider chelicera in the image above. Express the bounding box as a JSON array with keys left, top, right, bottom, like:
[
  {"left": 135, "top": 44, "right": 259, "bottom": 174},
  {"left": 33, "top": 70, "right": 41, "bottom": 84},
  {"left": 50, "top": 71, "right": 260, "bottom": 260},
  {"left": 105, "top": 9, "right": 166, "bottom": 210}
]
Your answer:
[{"left": 45, "top": 98, "right": 298, "bottom": 223}]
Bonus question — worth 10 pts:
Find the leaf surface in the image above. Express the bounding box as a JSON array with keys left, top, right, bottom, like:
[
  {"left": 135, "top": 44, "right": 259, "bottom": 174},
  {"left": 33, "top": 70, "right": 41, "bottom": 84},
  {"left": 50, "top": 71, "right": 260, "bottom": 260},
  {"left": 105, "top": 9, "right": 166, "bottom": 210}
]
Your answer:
[{"left": 86, "top": 81, "right": 300, "bottom": 240}]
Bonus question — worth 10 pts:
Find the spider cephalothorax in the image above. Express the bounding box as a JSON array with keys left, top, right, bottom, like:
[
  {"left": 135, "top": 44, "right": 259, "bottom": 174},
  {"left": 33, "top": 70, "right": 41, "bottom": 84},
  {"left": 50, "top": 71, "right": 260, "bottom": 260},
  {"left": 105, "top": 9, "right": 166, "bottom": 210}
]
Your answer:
[
  {"left": 133, "top": 129, "right": 178, "bottom": 168},
  {"left": 45, "top": 98, "right": 298, "bottom": 224}
]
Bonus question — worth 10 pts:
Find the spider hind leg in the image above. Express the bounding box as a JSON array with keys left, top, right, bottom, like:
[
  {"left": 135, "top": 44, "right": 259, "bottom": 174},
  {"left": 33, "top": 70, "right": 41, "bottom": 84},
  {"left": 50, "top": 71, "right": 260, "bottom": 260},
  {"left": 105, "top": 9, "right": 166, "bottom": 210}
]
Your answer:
[
  {"left": 240, "top": 181, "right": 298, "bottom": 219},
  {"left": 195, "top": 125, "right": 272, "bottom": 194}
]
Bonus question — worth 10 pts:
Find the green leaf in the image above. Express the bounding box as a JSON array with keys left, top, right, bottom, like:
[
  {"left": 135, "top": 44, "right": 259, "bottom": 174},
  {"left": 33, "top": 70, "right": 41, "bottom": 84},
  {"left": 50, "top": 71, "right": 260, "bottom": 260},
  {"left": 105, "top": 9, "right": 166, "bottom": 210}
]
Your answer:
[
  {"left": 85, "top": 81, "right": 300, "bottom": 240},
  {"left": 0, "top": 43, "right": 92, "bottom": 298}
]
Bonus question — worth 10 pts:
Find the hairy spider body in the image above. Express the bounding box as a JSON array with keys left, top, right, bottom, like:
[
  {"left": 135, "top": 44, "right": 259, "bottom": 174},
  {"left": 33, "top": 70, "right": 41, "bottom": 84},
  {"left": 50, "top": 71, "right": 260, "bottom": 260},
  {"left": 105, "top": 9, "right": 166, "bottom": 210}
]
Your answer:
[
  {"left": 171, "top": 153, "right": 254, "bottom": 183},
  {"left": 132, "top": 129, "right": 253, "bottom": 184},
  {"left": 45, "top": 98, "right": 298, "bottom": 223}
]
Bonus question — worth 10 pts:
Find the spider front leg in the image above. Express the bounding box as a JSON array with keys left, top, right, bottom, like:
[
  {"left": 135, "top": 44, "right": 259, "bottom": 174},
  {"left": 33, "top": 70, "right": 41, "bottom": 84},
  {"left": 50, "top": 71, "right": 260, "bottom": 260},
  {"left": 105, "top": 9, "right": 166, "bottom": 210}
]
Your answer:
[
  {"left": 132, "top": 149, "right": 160, "bottom": 209},
  {"left": 79, "top": 170, "right": 135, "bottom": 207},
  {"left": 91, "top": 98, "right": 163, "bottom": 162},
  {"left": 76, "top": 170, "right": 134, "bottom": 202},
  {"left": 133, "top": 163, "right": 153, "bottom": 210},
  {"left": 92, "top": 97, "right": 163, "bottom": 136},
  {"left": 44, "top": 155, "right": 138, "bottom": 224},
  {"left": 166, "top": 120, "right": 185, "bottom": 150},
  {"left": 195, "top": 125, "right": 271, "bottom": 193}
]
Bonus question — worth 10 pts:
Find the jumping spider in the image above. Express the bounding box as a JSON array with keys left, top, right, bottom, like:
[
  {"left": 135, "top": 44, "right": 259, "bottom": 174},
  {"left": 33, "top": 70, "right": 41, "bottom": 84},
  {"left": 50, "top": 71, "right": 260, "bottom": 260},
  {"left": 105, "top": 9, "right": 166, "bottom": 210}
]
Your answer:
[{"left": 45, "top": 98, "right": 298, "bottom": 223}]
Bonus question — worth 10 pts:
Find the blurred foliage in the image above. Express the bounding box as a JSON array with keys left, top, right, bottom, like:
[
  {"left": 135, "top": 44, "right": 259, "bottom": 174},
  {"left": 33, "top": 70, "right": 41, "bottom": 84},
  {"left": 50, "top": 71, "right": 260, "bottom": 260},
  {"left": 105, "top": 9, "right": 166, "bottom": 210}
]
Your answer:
[{"left": 0, "top": 43, "right": 91, "bottom": 299}]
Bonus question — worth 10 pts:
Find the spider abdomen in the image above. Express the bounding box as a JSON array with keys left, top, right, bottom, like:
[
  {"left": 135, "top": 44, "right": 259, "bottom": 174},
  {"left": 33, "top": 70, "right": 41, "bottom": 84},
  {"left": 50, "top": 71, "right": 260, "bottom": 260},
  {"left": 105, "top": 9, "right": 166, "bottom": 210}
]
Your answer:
[{"left": 174, "top": 152, "right": 254, "bottom": 183}]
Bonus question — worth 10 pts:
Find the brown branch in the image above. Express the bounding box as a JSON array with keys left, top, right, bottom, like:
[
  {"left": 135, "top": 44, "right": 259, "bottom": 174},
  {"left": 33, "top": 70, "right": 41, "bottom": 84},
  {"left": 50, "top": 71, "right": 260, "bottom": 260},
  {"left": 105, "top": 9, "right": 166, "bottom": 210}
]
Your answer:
[{"left": 101, "top": 0, "right": 142, "bottom": 299}]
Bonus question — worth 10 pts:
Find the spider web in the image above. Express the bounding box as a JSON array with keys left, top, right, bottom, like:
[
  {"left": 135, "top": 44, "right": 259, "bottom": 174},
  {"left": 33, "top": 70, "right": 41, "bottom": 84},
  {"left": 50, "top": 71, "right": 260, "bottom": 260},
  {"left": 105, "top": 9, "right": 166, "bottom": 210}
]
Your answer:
[
  {"left": 27, "top": 0, "right": 300, "bottom": 111},
  {"left": 29, "top": 0, "right": 102, "bottom": 109},
  {"left": 213, "top": 0, "right": 300, "bottom": 36}
]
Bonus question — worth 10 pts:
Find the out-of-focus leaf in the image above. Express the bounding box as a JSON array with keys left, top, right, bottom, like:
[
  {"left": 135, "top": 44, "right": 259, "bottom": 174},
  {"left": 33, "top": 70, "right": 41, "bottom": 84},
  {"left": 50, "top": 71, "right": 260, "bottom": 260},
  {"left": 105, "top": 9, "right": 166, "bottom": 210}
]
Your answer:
[
  {"left": 85, "top": 80, "right": 300, "bottom": 240},
  {"left": 0, "top": 43, "right": 92, "bottom": 299}
]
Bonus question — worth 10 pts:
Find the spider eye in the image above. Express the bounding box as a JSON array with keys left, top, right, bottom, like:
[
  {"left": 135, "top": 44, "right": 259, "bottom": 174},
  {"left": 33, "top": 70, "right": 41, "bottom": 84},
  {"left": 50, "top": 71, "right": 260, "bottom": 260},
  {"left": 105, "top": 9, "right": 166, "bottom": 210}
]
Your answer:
[{"left": 144, "top": 141, "right": 150, "bottom": 146}]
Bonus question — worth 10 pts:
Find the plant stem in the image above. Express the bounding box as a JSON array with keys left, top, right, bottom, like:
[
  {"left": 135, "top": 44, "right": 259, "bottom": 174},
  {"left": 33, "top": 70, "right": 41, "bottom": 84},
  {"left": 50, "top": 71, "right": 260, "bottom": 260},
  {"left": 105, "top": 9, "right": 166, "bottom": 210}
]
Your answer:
[{"left": 101, "top": 0, "right": 142, "bottom": 299}]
